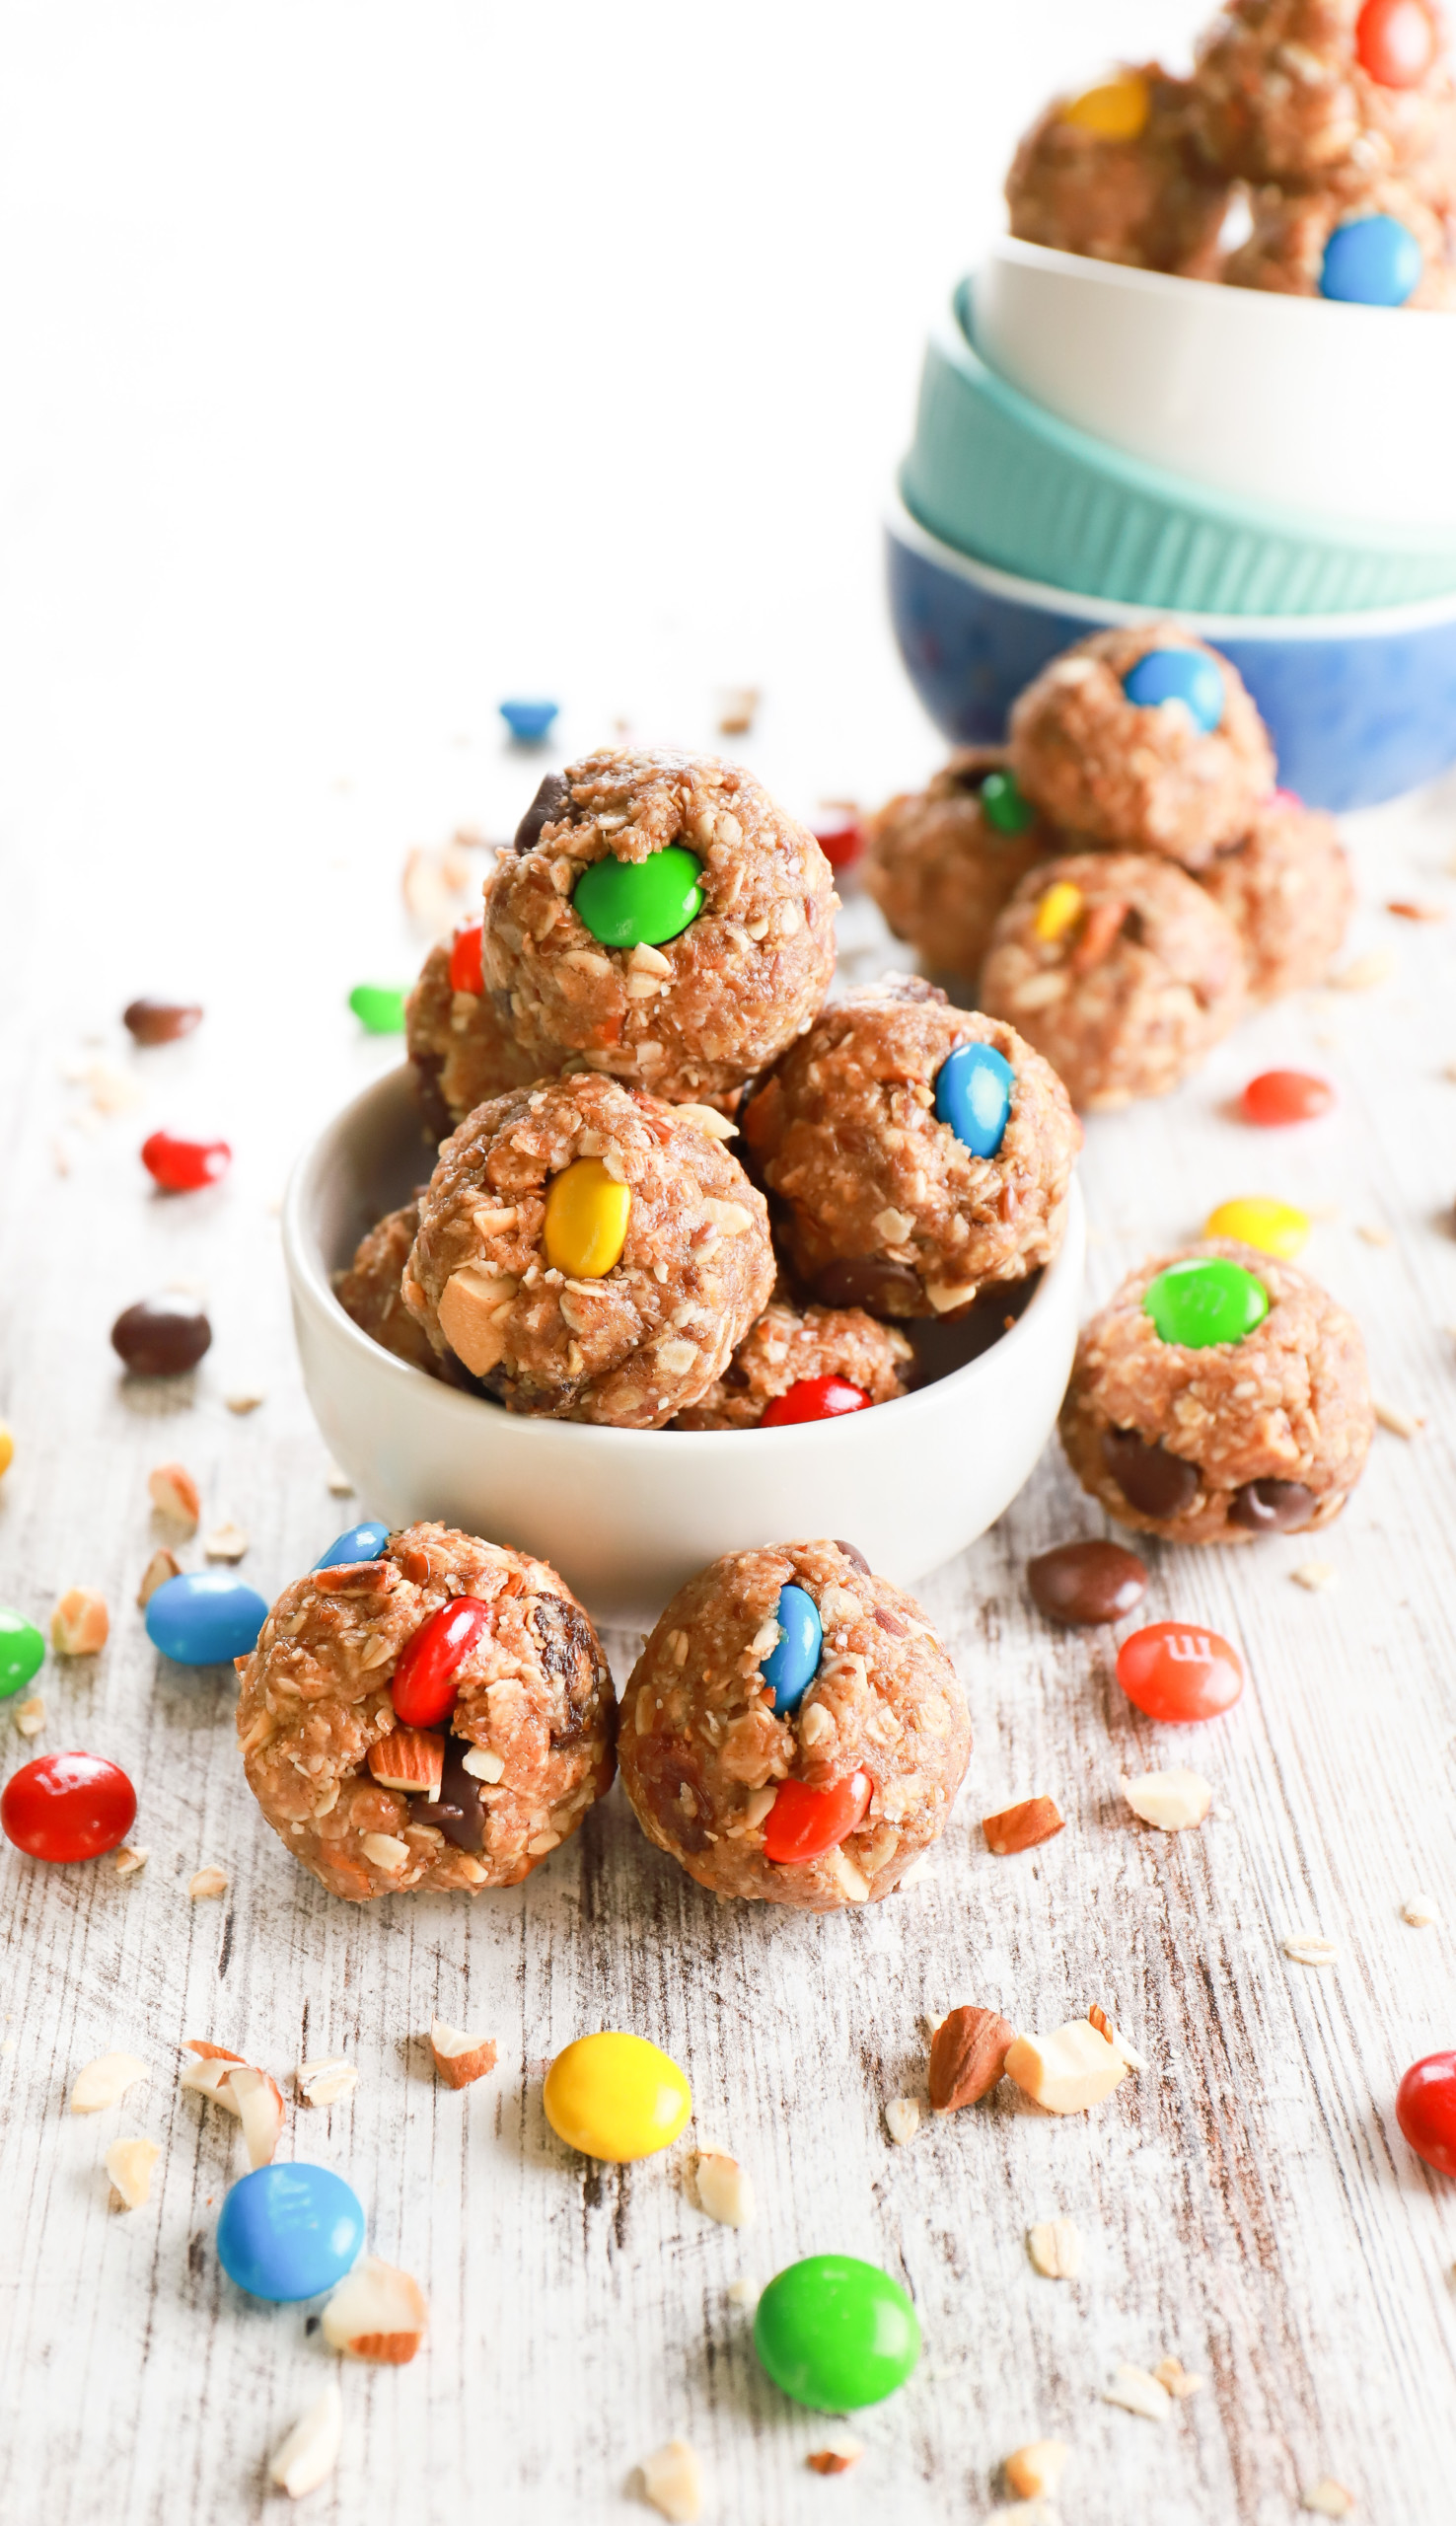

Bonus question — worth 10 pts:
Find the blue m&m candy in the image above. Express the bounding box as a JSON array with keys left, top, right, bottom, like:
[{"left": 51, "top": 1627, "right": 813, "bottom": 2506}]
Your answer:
[
  {"left": 145, "top": 1571, "right": 267, "bottom": 1667},
  {"left": 762, "top": 1585, "right": 823, "bottom": 1718},
  {"left": 314, "top": 1522, "right": 390, "bottom": 1572},
  {"left": 1321, "top": 214, "right": 1422, "bottom": 308},
  {"left": 1122, "top": 647, "right": 1224, "bottom": 732},
  {"left": 499, "top": 698, "right": 559, "bottom": 742},
  {"left": 934, "top": 1041, "right": 1013, "bottom": 1158},
  {"left": 216, "top": 2164, "right": 365, "bottom": 2302}
]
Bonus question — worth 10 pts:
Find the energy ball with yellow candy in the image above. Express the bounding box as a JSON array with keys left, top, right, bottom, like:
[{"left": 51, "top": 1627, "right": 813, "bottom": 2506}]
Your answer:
[
  {"left": 544, "top": 2033, "right": 692, "bottom": 2162},
  {"left": 863, "top": 747, "right": 1054, "bottom": 992},
  {"left": 1006, "top": 59, "right": 1230, "bottom": 280},
  {"left": 1204, "top": 1197, "right": 1310, "bottom": 1260},
  {"left": 402, "top": 1073, "right": 773, "bottom": 1427}
]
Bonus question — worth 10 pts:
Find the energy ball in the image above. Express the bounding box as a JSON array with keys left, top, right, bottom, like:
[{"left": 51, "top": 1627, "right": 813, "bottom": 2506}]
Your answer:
[
  {"left": 238, "top": 1522, "right": 616, "bottom": 1901},
  {"left": 742, "top": 977, "right": 1079, "bottom": 1319},
  {"left": 1199, "top": 792, "right": 1354, "bottom": 1001},
  {"left": 673, "top": 1299, "right": 913, "bottom": 1431},
  {"left": 1059, "top": 1239, "right": 1373, "bottom": 1545},
  {"left": 1010, "top": 628, "right": 1275, "bottom": 868},
  {"left": 1007, "top": 62, "right": 1232, "bottom": 275},
  {"left": 481, "top": 750, "right": 837, "bottom": 1105},
  {"left": 980, "top": 851, "right": 1247, "bottom": 1110},
  {"left": 863, "top": 749, "right": 1054, "bottom": 989},
  {"left": 401, "top": 1074, "right": 774, "bottom": 1426},
  {"left": 1224, "top": 175, "right": 1456, "bottom": 304},
  {"left": 405, "top": 911, "right": 541, "bottom": 1143},
  {"left": 618, "top": 1539, "right": 971, "bottom": 1908},
  {"left": 334, "top": 1200, "right": 445, "bottom": 1378},
  {"left": 1191, "top": 0, "right": 1456, "bottom": 190}
]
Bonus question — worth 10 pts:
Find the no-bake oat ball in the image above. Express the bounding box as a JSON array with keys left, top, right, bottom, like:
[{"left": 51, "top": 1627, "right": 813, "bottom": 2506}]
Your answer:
[
  {"left": 980, "top": 851, "right": 1247, "bottom": 1110},
  {"left": 238, "top": 1522, "right": 616, "bottom": 1902},
  {"left": 481, "top": 751, "right": 837, "bottom": 1105},
  {"left": 863, "top": 749, "right": 1055, "bottom": 990},
  {"left": 742, "top": 976, "right": 1080, "bottom": 1320},
  {"left": 1224, "top": 171, "right": 1456, "bottom": 303},
  {"left": 401, "top": 1074, "right": 774, "bottom": 1426},
  {"left": 618, "top": 1540, "right": 971, "bottom": 1908},
  {"left": 334, "top": 1200, "right": 445, "bottom": 1378},
  {"left": 1010, "top": 628, "right": 1276, "bottom": 868},
  {"left": 1191, "top": 0, "right": 1456, "bottom": 190},
  {"left": 405, "top": 903, "right": 541, "bottom": 1143},
  {"left": 1059, "top": 1239, "right": 1373, "bottom": 1544},
  {"left": 1007, "top": 61, "right": 1232, "bottom": 275},
  {"left": 1199, "top": 792, "right": 1354, "bottom": 1000},
  {"left": 673, "top": 1298, "right": 913, "bottom": 1431}
]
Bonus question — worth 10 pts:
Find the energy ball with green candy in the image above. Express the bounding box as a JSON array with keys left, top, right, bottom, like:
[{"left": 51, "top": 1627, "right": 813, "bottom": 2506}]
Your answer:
[
  {"left": 863, "top": 747, "right": 1056, "bottom": 991},
  {"left": 481, "top": 748, "right": 837, "bottom": 1106},
  {"left": 1060, "top": 1239, "right": 1373, "bottom": 1545}
]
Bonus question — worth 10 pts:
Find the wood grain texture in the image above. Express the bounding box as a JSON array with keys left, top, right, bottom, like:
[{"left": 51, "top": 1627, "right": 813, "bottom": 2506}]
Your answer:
[{"left": 3, "top": 755, "right": 1456, "bottom": 2526}]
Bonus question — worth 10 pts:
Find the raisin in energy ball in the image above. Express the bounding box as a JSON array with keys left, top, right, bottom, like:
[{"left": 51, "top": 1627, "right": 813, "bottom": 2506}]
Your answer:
[
  {"left": 619, "top": 1541, "right": 971, "bottom": 1908},
  {"left": 1199, "top": 792, "right": 1354, "bottom": 1000},
  {"left": 981, "top": 852, "right": 1247, "bottom": 1110},
  {"left": 1059, "top": 1240, "right": 1373, "bottom": 1545},
  {"left": 743, "top": 977, "right": 1079, "bottom": 1319},
  {"left": 1007, "top": 62, "right": 1232, "bottom": 275},
  {"left": 405, "top": 908, "right": 540, "bottom": 1143},
  {"left": 402, "top": 1074, "right": 773, "bottom": 1426},
  {"left": 481, "top": 751, "right": 837, "bottom": 1105},
  {"left": 674, "top": 1299, "right": 913, "bottom": 1430},
  {"left": 863, "top": 749, "right": 1053, "bottom": 989},
  {"left": 238, "top": 1523, "right": 616, "bottom": 1901},
  {"left": 1191, "top": 0, "right": 1456, "bottom": 190},
  {"left": 1010, "top": 629, "right": 1276, "bottom": 868},
  {"left": 1224, "top": 173, "right": 1456, "bottom": 303}
]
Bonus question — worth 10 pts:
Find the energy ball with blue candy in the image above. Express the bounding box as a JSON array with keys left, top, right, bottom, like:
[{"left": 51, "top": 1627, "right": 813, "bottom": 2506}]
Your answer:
[
  {"left": 1225, "top": 176, "right": 1454, "bottom": 310},
  {"left": 743, "top": 975, "right": 1078, "bottom": 1321},
  {"left": 1010, "top": 626, "right": 1274, "bottom": 868}
]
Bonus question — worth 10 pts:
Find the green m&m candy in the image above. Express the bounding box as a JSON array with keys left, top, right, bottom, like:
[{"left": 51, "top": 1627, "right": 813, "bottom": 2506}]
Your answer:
[
  {"left": 573, "top": 845, "right": 703, "bottom": 949},
  {"left": 1143, "top": 1257, "right": 1269, "bottom": 1350},
  {"left": 980, "top": 766, "right": 1036, "bottom": 837},
  {"left": 0, "top": 1609, "right": 45, "bottom": 1700},
  {"left": 753, "top": 2254, "right": 921, "bottom": 2411}
]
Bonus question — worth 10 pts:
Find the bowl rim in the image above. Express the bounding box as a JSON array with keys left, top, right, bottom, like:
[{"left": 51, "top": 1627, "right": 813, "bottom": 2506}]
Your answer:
[
  {"left": 887, "top": 482, "right": 1456, "bottom": 639},
  {"left": 282, "top": 1061, "right": 1087, "bottom": 1458},
  {"left": 984, "top": 231, "right": 1456, "bottom": 333}
]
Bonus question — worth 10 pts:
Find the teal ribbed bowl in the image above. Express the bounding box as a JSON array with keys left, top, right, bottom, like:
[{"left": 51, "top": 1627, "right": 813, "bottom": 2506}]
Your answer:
[{"left": 899, "top": 284, "right": 1456, "bottom": 617}]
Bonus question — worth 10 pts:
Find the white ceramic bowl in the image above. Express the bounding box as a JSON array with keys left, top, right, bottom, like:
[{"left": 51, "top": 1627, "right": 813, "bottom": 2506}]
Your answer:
[
  {"left": 974, "top": 236, "right": 1456, "bottom": 531},
  {"left": 282, "top": 1067, "right": 1086, "bottom": 1628}
]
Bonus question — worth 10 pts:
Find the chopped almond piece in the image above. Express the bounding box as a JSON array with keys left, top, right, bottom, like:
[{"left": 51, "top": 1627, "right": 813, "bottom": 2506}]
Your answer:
[
  {"left": 268, "top": 2383, "right": 343, "bottom": 2500},
  {"left": 1006, "top": 2021, "right": 1132, "bottom": 2116},
  {"left": 429, "top": 2019, "right": 497, "bottom": 2088},
  {"left": 136, "top": 1548, "right": 182, "bottom": 1608},
  {"left": 1027, "top": 2217, "right": 1081, "bottom": 2278},
  {"left": 228, "top": 2065, "right": 285, "bottom": 2167},
  {"left": 981, "top": 1795, "right": 1064, "bottom": 1855},
  {"left": 1121, "top": 1768, "right": 1212, "bottom": 1831},
  {"left": 322, "top": 2255, "right": 428, "bottom": 2363},
  {"left": 188, "top": 1866, "right": 229, "bottom": 1900},
  {"left": 148, "top": 1463, "right": 200, "bottom": 1531},
  {"left": 1005, "top": 2441, "right": 1068, "bottom": 2500},
  {"left": 806, "top": 2432, "right": 864, "bottom": 2475},
  {"left": 50, "top": 1588, "right": 109, "bottom": 1656},
  {"left": 694, "top": 2147, "right": 756, "bottom": 2227},
  {"left": 71, "top": 2051, "right": 150, "bottom": 2114},
  {"left": 1104, "top": 2363, "right": 1171, "bottom": 2421},
  {"left": 1153, "top": 2355, "right": 1205, "bottom": 2399},
  {"left": 106, "top": 2135, "right": 161, "bottom": 2209},
  {"left": 641, "top": 2440, "right": 703, "bottom": 2524},
  {"left": 367, "top": 1727, "right": 443, "bottom": 1797},
  {"left": 297, "top": 2057, "right": 357, "bottom": 2108},
  {"left": 14, "top": 1696, "right": 43, "bottom": 1738}
]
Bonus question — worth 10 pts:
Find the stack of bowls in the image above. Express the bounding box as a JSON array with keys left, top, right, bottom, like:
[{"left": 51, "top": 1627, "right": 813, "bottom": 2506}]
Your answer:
[{"left": 889, "top": 237, "right": 1456, "bottom": 808}]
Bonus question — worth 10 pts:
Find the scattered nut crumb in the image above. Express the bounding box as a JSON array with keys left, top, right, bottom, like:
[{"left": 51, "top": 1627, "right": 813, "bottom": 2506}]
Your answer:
[
  {"left": 1027, "top": 2217, "right": 1082, "bottom": 2279},
  {"left": 1120, "top": 1768, "right": 1211, "bottom": 1830},
  {"left": 268, "top": 2381, "right": 343, "bottom": 2500},
  {"left": 1401, "top": 1894, "right": 1440, "bottom": 1928},
  {"left": 322, "top": 2255, "right": 428, "bottom": 2363},
  {"left": 136, "top": 1548, "right": 182, "bottom": 1608},
  {"left": 1153, "top": 2356, "right": 1204, "bottom": 2399},
  {"left": 1302, "top": 2483, "right": 1356, "bottom": 2518},
  {"left": 1004, "top": 2441, "right": 1068, "bottom": 2500},
  {"left": 1103, "top": 2363, "right": 1172, "bottom": 2422},
  {"left": 1386, "top": 899, "right": 1443, "bottom": 922},
  {"left": 326, "top": 1463, "right": 355, "bottom": 1496},
  {"left": 296, "top": 2057, "right": 357, "bottom": 2109},
  {"left": 695, "top": 2147, "right": 756, "bottom": 2227},
  {"left": 1329, "top": 950, "right": 1395, "bottom": 992},
  {"left": 50, "top": 1588, "right": 109, "bottom": 1656},
  {"left": 806, "top": 2432, "right": 864, "bottom": 2476},
  {"left": 1291, "top": 1561, "right": 1338, "bottom": 1592},
  {"left": 71, "top": 2052, "right": 150, "bottom": 2114},
  {"left": 1087, "top": 2003, "right": 1147, "bottom": 2069},
  {"left": 148, "top": 1462, "right": 200, "bottom": 1530},
  {"left": 202, "top": 1522, "right": 249, "bottom": 1562},
  {"left": 641, "top": 2438, "right": 703, "bottom": 2524},
  {"left": 717, "top": 687, "right": 759, "bottom": 737},
  {"left": 429, "top": 2018, "right": 498, "bottom": 2088},
  {"left": 1355, "top": 1223, "right": 1393, "bottom": 1247},
  {"left": 14, "top": 1696, "right": 43, "bottom": 1739},
  {"left": 1375, "top": 1399, "right": 1422, "bottom": 1439},
  {"left": 884, "top": 2096, "right": 920, "bottom": 2146},
  {"left": 106, "top": 2135, "right": 161, "bottom": 2210},
  {"left": 981, "top": 1794, "right": 1064, "bottom": 1856},
  {"left": 113, "top": 1846, "right": 150, "bottom": 1877},
  {"left": 188, "top": 1866, "right": 229, "bottom": 1901},
  {"left": 224, "top": 1389, "right": 265, "bottom": 1414},
  {"left": 1282, "top": 1933, "right": 1339, "bottom": 1967},
  {"left": 726, "top": 2275, "right": 761, "bottom": 2310}
]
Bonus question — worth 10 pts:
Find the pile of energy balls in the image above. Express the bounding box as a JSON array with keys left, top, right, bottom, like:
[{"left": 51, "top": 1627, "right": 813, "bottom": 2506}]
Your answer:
[{"left": 1007, "top": 0, "right": 1456, "bottom": 310}]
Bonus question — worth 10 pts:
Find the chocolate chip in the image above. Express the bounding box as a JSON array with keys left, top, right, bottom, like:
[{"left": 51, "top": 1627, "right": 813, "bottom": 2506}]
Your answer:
[
  {"left": 513, "top": 772, "right": 571, "bottom": 854},
  {"left": 1028, "top": 1538, "right": 1148, "bottom": 1627},
  {"left": 414, "top": 1732, "right": 486, "bottom": 1853},
  {"left": 1101, "top": 1428, "right": 1200, "bottom": 1520},
  {"left": 834, "top": 1539, "right": 870, "bottom": 1573},
  {"left": 110, "top": 1293, "right": 212, "bottom": 1376},
  {"left": 123, "top": 999, "right": 203, "bottom": 1046},
  {"left": 1229, "top": 1478, "right": 1315, "bottom": 1534},
  {"left": 812, "top": 1257, "right": 921, "bottom": 1317}
]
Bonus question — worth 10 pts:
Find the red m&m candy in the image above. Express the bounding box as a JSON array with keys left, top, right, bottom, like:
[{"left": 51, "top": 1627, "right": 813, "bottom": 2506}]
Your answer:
[
  {"left": 1356, "top": 0, "right": 1437, "bottom": 86},
  {"left": 763, "top": 1770, "right": 873, "bottom": 1864},
  {"left": 141, "top": 1131, "right": 232, "bottom": 1193},
  {"left": 761, "top": 1376, "right": 872, "bottom": 1429},
  {"left": 1241, "top": 1070, "right": 1336, "bottom": 1127},
  {"left": 449, "top": 923, "right": 484, "bottom": 997},
  {"left": 391, "top": 1596, "right": 492, "bottom": 1729},
  {"left": 1117, "top": 1622, "right": 1244, "bottom": 1723},
  {"left": 811, "top": 810, "right": 865, "bottom": 874},
  {"left": 1, "top": 1750, "right": 136, "bottom": 1861},
  {"left": 1396, "top": 2049, "right": 1456, "bottom": 2178}
]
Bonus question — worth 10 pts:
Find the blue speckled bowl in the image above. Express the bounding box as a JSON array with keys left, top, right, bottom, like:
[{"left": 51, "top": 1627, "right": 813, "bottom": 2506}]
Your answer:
[{"left": 886, "top": 493, "right": 1456, "bottom": 812}]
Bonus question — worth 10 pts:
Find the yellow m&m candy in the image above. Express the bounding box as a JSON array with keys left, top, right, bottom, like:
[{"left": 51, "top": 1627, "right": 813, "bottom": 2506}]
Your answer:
[
  {"left": 1060, "top": 70, "right": 1151, "bottom": 141},
  {"left": 544, "top": 2032, "right": 692, "bottom": 2163},
  {"left": 1033, "top": 880, "right": 1083, "bottom": 945},
  {"left": 1203, "top": 1197, "right": 1310, "bottom": 1259},
  {"left": 0, "top": 1423, "right": 13, "bottom": 1480},
  {"left": 543, "top": 1158, "right": 631, "bottom": 1279}
]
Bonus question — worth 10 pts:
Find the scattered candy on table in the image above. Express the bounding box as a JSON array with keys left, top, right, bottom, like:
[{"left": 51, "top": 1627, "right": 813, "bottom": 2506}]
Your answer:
[
  {"left": 543, "top": 2032, "right": 692, "bottom": 2163},
  {"left": 1203, "top": 1196, "right": 1310, "bottom": 1259},
  {"left": 122, "top": 997, "right": 203, "bottom": 1045},
  {"left": 389, "top": 1596, "right": 492, "bottom": 1729},
  {"left": 1142, "top": 1256, "right": 1270, "bottom": 1348},
  {"left": 215, "top": 2163, "right": 366, "bottom": 2302},
  {"left": 1395, "top": 2049, "right": 1456, "bottom": 2179},
  {"left": 498, "top": 698, "right": 559, "bottom": 742},
  {"left": 1241, "top": 1069, "right": 1336, "bottom": 1127},
  {"left": 542, "top": 1157, "right": 632, "bottom": 1278},
  {"left": 1320, "top": 213, "right": 1422, "bottom": 307},
  {"left": 753, "top": 2255, "right": 921, "bottom": 2410},
  {"left": 314, "top": 1522, "right": 391, "bottom": 1572},
  {"left": 1121, "top": 646, "right": 1225, "bottom": 733},
  {"left": 810, "top": 808, "right": 864, "bottom": 872},
  {"left": 572, "top": 844, "right": 704, "bottom": 950},
  {"left": 141, "top": 1130, "right": 232, "bottom": 1193},
  {"left": 0, "top": 1608, "right": 44, "bottom": 1697},
  {"left": 348, "top": 984, "right": 406, "bottom": 1034},
  {"left": 761, "top": 1584, "right": 823, "bottom": 1717},
  {"left": 1117, "top": 1622, "right": 1244, "bottom": 1723},
  {"left": 1026, "top": 1540, "right": 1148, "bottom": 1626},
  {"left": 933, "top": 1038, "right": 1014, "bottom": 1159},
  {"left": 0, "top": 1421, "right": 14, "bottom": 1479},
  {"left": 145, "top": 1571, "right": 268, "bottom": 1666},
  {"left": 110, "top": 1293, "right": 212, "bottom": 1375},
  {"left": 1, "top": 1750, "right": 137, "bottom": 1861},
  {"left": 761, "top": 1770, "right": 873, "bottom": 1864},
  {"left": 759, "top": 1375, "right": 871, "bottom": 1428}
]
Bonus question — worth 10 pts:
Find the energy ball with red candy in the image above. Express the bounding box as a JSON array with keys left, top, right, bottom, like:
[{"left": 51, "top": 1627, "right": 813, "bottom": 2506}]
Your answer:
[
  {"left": 334, "top": 1201, "right": 477, "bottom": 1386},
  {"left": 1224, "top": 174, "right": 1456, "bottom": 305},
  {"left": 673, "top": 1299, "right": 912, "bottom": 1431},
  {"left": 1199, "top": 794, "right": 1354, "bottom": 1002},
  {"left": 481, "top": 750, "right": 837, "bottom": 1106},
  {"left": 1059, "top": 1240, "right": 1373, "bottom": 1545},
  {"left": 1191, "top": 0, "right": 1456, "bottom": 190},
  {"left": 401, "top": 1075, "right": 774, "bottom": 1426},
  {"left": 981, "top": 852, "right": 1246, "bottom": 1111},
  {"left": 405, "top": 911, "right": 540, "bottom": 1145},
  {"left": 742, "top": 977, "right": 1079, "bottom": 1321},
  {"left": 863, "top": 749, "right": 1054, "bottom": 989},
  {"left": 1010, "top": 629, "right": 1275, "bottom": 869},
  {"left": 1006, "top": 62, "right": 1232, "bottom": 276},
  {"left": 237, "top": 1523, "right": 616, "bottom": 1902},
  {"left": 618, "top": 1540, "right": 970, "bottom": 1908}
]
